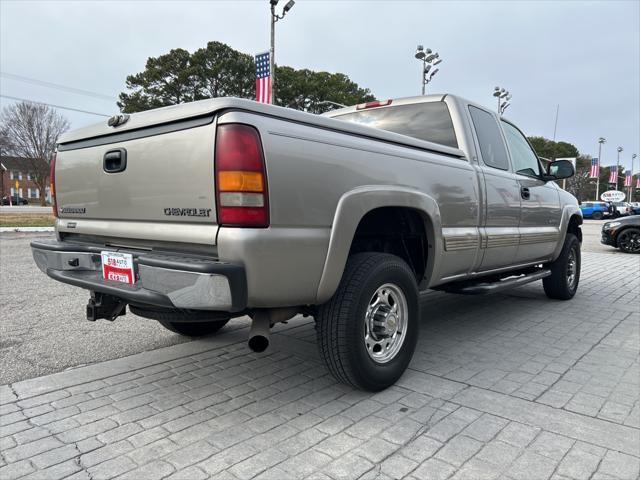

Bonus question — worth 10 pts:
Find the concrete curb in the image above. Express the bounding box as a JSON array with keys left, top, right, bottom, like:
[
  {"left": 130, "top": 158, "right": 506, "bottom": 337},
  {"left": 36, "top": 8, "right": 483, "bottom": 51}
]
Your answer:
[{"left": 0, "top": 226, "right": 55, "bottom": 232}]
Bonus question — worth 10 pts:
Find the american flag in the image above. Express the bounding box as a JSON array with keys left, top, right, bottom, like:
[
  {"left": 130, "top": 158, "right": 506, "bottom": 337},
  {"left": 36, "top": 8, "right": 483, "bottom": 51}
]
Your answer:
[
  {"left": 637, "top": 176, "right": 640, "bottom": 189},
  {"left": 589, "top": 157, "right": 599, "bottom": 178},
  {"left": 255, "top": 52, "right": 271, "bottom": 104},
  {"left": 609, "top": 166, "right": 618, "bottom": 184},
  {"left": 624, "top": 170, "right": 632, "bottom": 187}
]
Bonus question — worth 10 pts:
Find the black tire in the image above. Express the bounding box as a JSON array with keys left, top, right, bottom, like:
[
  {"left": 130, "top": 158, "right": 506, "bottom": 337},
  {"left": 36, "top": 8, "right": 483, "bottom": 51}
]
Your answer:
[
  {"left": 617, "top": 228, "right": 640, "bottom": 254},
  {"left": 592, "top": 211, "right": 603, "bottom": 220},
  {"left": 129, "top": 305, "right": 229, "bottom": 337},
  {"left": 543, "top": 233, "right": 581, "bottom": 300},
  {"left": 316, "top": 252, "right": 419, "bottom": 391},
  {"left": 157, "top": 320, "right": 229, "bottom": 336}
]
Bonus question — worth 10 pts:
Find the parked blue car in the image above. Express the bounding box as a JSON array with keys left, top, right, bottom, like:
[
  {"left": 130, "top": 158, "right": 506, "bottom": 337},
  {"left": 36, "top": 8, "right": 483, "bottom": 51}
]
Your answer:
[{"left": 580, "top": 201, "right": 609, "bottom": 220}]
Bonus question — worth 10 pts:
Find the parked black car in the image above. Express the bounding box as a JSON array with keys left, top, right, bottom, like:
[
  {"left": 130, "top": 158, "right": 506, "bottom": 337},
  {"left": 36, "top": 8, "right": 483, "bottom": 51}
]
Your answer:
[
  {"left": 1, "top": 195, "right": 29, "bottom": 205},
  {"left": 601, "top": 216, "right": 640, "bottom": 253}
]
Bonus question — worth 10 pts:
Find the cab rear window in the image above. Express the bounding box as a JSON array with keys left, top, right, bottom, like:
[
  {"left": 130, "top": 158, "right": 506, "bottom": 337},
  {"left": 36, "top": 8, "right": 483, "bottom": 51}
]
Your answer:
[{"left": 334, "top": 102, "right": 458, "bottom": 148}]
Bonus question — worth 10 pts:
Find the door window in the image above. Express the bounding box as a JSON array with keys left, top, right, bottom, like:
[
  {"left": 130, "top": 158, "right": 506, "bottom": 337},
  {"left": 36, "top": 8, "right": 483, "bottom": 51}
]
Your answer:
[
  {"left": 501, "top": 121, "right": 541, "bottom": 177},
  {"left": 468, "top": 106, "right": 510, "bottom": 170}
]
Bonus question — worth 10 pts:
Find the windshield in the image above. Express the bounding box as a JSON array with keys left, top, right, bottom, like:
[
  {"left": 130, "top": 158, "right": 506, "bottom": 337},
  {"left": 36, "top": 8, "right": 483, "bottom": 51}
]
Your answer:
[{"left": 334, "top": 101, "right": 458, "bottom": 148}]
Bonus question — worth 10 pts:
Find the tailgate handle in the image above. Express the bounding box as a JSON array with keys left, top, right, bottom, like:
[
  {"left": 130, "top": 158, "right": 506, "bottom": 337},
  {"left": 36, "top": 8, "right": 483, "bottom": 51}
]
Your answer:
[{"left": 103, "top": 149, "right": 127, "bottom": 173}]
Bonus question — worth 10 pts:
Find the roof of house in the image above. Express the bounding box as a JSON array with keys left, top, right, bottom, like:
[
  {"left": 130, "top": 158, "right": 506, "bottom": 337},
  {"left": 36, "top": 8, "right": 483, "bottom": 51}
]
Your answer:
[{"left": 0, "top": 155, "right": 49, "bottom": 172}]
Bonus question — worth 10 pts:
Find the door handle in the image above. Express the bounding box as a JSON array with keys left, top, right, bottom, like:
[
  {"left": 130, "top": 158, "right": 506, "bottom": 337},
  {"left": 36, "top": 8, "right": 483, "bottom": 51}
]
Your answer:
[
  {"left": 520, "top": 187, "right": 530, "bottom": 200},
  {"left": 103, "top": 149, "right": 127, "bottom": 173}
]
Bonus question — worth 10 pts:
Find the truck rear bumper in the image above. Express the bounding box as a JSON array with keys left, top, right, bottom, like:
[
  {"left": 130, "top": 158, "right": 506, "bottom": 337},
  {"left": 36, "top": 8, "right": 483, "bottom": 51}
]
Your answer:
[{"left": 30, "top": 240, "right": 247, "bottom": 312}]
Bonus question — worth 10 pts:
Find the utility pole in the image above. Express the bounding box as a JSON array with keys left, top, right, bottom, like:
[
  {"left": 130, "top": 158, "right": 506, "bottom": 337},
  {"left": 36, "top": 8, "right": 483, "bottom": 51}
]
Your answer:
[
  {"left": 596, "top": 137, "right": 605, "bottom": 201},
  {"left": 269, "top": 0, "right": 295, "bottom": 105}
]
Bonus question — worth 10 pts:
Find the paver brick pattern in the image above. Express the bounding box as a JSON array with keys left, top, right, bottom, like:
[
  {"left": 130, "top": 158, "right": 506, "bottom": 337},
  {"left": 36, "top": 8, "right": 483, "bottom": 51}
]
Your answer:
[{"left": 0, "top": 251, "right": 638, "bottom": 479}]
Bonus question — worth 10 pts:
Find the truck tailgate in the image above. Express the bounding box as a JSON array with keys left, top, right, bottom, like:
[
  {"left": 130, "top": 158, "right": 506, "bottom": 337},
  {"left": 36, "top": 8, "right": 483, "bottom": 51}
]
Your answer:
[{"left": 55, "top": 120, "right": 218, "bottom": 245}]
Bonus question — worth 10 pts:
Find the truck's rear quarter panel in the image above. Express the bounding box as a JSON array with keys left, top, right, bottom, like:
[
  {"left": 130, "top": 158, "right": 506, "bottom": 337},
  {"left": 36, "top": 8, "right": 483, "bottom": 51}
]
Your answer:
[{"left": 216, "top": 110, "right": 480, "bottom": 305}]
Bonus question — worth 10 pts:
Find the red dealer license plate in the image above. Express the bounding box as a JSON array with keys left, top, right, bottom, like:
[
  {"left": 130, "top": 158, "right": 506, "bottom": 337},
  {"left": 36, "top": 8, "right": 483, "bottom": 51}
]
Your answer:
[{"left": 101, "top": 251, "right": 135, "bottom": 284}]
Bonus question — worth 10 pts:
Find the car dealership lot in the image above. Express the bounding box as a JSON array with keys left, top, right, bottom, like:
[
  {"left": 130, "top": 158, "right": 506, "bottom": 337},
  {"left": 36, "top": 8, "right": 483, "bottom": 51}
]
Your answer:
[{"left": 0, "top": 222, "right": 638, "bottom": 479}]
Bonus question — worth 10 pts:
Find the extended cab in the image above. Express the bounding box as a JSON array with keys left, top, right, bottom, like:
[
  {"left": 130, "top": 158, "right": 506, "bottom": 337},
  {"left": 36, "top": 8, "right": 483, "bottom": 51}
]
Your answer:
[{"left": 31, "top": 94, "right": 582, "bottom": 391}]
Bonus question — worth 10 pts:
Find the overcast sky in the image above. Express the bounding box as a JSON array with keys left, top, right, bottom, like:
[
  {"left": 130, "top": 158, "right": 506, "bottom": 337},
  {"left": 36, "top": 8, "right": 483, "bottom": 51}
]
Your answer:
[{"left": 1, "top": 0, "right": 639, "bottom": 171}]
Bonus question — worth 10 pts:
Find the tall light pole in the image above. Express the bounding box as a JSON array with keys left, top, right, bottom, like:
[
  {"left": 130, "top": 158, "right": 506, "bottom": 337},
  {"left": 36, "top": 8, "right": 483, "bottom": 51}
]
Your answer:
[
  {"left": 414, "top": 45, "right": 442, "bottom": 95},
  {"left": 616, "top": 146, "right": 623, "bottom": 191},
  {"left": 596, "top": 137, "right": 606, "bottom": 201},
  {"left": 270, "top": 0, "right": 295, "bottom": 105},
  {"left": 492, "top": 87, "right": 511, "bottom": 116}
]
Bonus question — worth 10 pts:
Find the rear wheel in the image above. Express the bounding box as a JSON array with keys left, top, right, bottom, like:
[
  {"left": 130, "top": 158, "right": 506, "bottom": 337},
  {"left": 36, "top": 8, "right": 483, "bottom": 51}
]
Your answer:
[
  {"left": 129, "top": 305, "right": 230, "bottom": 337},
  {"left": 157, "top": 320, "right": 229, "bottom": 336},
  {"left": 543, "top": 233, "right": 581, "bottom": 300},
  {"left": 617, "top": 228, "right": 640, "bottom": 254},
  {"left": 316, "top": 252, "right": 419, "bottom": 391},
  {"left": 592, "top": 211, "right": 603, "bottom": 220}
]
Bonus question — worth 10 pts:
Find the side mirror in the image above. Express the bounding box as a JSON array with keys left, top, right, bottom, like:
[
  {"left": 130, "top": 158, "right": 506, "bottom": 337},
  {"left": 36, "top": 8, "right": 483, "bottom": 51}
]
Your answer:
[{"left": 543, "top": 159, "right": 575, "bottom": 181}]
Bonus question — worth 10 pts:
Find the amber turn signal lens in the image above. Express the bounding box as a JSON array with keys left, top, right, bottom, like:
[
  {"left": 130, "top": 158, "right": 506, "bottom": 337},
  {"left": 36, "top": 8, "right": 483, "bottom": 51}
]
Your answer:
[{"left": 217, "top": 171, "right": 264, "bottom": 192}]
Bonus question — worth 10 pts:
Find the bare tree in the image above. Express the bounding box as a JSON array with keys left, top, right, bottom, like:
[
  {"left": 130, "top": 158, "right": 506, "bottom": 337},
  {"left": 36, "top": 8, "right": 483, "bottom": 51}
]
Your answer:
[
  {"left": 0, "top": 102, "right": 69, "bottom": 205},
  {"left": 566, "top": 169, "right": 591, "bottom": 201}
]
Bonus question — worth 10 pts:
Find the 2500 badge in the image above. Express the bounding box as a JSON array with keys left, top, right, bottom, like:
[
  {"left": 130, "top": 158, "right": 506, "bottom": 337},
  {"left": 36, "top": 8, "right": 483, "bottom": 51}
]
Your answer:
[{"left": 164, "top": 208, "right": 212, "bottom": 217}]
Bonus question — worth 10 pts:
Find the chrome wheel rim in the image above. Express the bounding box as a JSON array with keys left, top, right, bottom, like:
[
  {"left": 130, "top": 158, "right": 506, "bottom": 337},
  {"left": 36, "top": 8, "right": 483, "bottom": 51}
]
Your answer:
[
  {"left": 364, "top": 283, "right": 408, "bottom": 364},
  {"left": 567, "top": 247, "right": 578, "bottom": 289}
]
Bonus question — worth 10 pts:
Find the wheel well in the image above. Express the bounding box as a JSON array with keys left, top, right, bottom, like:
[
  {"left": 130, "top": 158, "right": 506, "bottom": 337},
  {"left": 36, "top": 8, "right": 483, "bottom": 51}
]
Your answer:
[
  {"left": 349, "top": 207, "right": 429, "bottom": 282},
  {"left": 567, "top": 215, "right": 583, "bottom": 243}
]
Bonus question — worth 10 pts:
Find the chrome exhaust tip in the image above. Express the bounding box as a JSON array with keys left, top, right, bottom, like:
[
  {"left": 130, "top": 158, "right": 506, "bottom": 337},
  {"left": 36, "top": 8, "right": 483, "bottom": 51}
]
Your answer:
[{"left": 248, "top": 313, "right": 271, "bottom": 353}]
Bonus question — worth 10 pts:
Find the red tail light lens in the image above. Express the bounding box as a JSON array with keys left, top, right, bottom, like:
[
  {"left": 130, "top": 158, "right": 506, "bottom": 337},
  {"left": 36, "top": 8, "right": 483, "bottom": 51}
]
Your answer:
[
  {"left": 50, "top": 152, "right": 58, "bottom": 218},
  {"left": 215, "top": 124, "right": 269, "bottom": 227},
  {"left": 356, "top": 99, "right": 393, "bottom": 110}
]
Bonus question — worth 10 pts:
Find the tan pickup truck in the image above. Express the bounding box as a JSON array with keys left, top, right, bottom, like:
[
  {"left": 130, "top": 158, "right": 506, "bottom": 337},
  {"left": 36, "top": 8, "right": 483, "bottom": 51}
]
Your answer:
[{"left": 31, "top": 94, "right": 582, "bottom": 391}]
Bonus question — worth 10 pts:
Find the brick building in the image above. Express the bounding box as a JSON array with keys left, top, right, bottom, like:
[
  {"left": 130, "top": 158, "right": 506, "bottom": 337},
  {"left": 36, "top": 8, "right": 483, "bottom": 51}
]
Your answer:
[{"left": 0, "top": 155, "right": 51, "bottom": 204}]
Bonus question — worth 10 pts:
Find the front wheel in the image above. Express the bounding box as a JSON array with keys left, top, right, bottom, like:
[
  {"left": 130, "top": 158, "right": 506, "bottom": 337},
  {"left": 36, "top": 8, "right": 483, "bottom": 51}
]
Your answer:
[
  {"left": 543, "top": 233, "right": 581, "bottom": 300},
  {"left": 617, "top": 228, "right": 640, "bottom": 254},
  {"left": 316, "top": 253, "right": 419, "bottom": 391},
  {"left": 592, "top": 211, "right": 603, "bottom": 220}
]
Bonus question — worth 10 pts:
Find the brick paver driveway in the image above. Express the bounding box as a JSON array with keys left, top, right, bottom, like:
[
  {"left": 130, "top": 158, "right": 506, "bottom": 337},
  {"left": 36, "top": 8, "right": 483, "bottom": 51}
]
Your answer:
[{"left": 1, "top": 249, "right": 638, "bottom": 480}]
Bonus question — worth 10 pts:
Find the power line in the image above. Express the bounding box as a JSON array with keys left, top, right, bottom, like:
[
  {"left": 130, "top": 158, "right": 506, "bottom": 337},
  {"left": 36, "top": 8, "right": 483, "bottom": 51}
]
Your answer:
[
  {"left": 1, "top": 72, "right": 116, "bottom": 101},
  {"left": 0, "top": 95, "right": 110, "bottom": 117}
]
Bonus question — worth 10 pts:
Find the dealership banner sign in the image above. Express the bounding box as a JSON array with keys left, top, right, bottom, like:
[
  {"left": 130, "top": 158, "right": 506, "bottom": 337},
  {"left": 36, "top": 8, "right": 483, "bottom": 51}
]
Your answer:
[{"left": 600, "top": 190, "right": 626, "bottom": 202}]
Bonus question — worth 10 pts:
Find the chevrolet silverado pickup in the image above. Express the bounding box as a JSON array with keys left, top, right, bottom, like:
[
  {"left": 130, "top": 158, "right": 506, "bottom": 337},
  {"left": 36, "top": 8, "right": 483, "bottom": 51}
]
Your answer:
[{"left": 31, "top": 94, "right": 582, "bottom": 391}]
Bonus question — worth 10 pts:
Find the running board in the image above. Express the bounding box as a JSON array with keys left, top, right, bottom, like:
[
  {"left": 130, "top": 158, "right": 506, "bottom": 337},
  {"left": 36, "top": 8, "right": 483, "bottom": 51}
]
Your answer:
[{"left": 441, "top": 269, "right": 551, "bottom": 295}]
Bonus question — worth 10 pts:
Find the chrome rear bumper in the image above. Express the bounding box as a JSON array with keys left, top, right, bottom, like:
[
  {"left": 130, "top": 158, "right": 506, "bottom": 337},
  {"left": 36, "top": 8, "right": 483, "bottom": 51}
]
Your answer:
[{"left": 31, "top": 240, "right": 246, "bottom": 312}]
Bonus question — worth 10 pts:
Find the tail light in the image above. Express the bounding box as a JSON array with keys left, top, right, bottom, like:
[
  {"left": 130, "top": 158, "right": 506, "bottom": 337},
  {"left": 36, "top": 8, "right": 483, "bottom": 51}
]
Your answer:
[
  {"left": 215, "top": 124, "right": 269, "bottom": 227},
  {"left": 50, "top": 152, "right": 58, "bottom": 218}
]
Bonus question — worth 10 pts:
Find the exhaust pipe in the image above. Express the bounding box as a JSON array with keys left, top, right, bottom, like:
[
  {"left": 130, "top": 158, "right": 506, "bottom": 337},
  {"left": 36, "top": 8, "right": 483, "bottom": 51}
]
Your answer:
[
  {"left": 247, "top": 308, "right": 299, "bottom": 353},
  {"left": 248, "top": 312, "right": 271, "bottom": 353}
]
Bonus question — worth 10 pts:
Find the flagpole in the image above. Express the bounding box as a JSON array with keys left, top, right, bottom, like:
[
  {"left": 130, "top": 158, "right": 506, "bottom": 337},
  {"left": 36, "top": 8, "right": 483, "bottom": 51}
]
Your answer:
[
  {"left": 269, "top": 3, "right": 275, "bottom": 104},
  {"left": 630, "top": 154, "right": 637, "bottom": 201},
  {"left": 596, "top": 140, "right": 602, "bottom": 201},
  {"left": 616, "top": 147, "right": 623, "bottom": 191}
]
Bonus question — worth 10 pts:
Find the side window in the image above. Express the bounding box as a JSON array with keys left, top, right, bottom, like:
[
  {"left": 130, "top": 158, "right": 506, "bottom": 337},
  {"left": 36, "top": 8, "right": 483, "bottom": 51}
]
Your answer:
[
  {"left": 501, "top": 121, "right": 541, "bottom": 177},
  {"left": 468, "top": 106, "right": 509, "bottom": 170},
  {"left": 584, "top": 203, "right": 592, "bottom": 208}
]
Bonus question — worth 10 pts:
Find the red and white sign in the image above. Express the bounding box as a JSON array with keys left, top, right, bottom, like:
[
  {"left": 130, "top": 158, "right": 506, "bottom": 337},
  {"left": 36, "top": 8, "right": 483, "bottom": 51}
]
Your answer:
[
  {"left": 600, "top": 190, "right": 626, "bottom": 202},
  {"left": 101, "top": 251, "right": 135, "bottom": 284}
]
